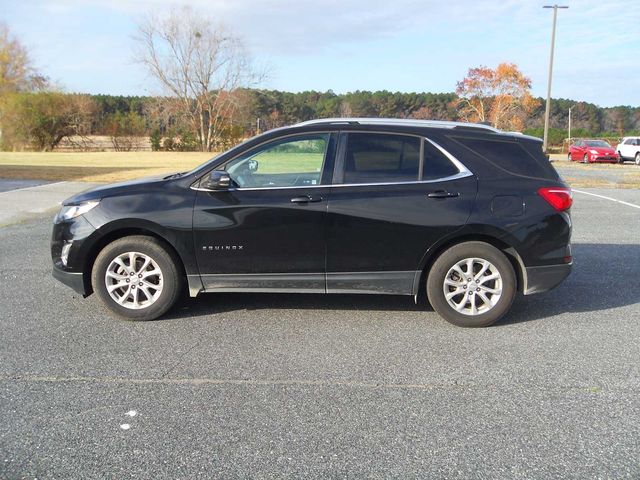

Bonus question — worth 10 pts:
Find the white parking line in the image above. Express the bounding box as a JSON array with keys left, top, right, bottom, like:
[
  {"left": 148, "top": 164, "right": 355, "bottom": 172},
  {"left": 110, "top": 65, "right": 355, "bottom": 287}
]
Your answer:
[
  {"left": 0, "top": 180, "right": 68, "bottom": 195},
  {"left": 573, "top": 189, "right": 640, "bottom": 210}
]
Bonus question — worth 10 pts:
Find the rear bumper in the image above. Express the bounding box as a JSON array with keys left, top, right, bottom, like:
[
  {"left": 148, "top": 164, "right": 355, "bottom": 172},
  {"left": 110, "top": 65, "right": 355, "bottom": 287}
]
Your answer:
[
  {"left": 52, "top": 265, "right": 88, "bottom": 296},
  {"left": 523, "top": 263, "right": 572, "bottom": 295}
]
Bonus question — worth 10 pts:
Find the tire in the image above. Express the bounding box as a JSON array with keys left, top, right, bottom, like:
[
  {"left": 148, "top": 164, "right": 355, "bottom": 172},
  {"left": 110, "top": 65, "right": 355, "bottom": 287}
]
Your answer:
[
  {"left": 617, "top": 152, "right": 624, "bottom": 164},
  {"left": 567, "top": 153, "right": 572, "bottom": 161},
  {"left": 636, "top": 152, "right": 640, "bottom": 166},
  {"left": 582, "top": 154, "right": 589, "bottom": 164},
  {"left": 91, "top": 235, "right": 183, "bottom": 321},
  {"left": 426, "top": 241, "right": 516, "bottom": 328}
]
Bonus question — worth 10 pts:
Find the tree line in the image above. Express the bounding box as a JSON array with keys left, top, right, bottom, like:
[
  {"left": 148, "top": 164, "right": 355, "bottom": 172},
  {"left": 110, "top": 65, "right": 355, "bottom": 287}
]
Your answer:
[{"left": 5, "top": 89, "right": 637, "bottom": 151}]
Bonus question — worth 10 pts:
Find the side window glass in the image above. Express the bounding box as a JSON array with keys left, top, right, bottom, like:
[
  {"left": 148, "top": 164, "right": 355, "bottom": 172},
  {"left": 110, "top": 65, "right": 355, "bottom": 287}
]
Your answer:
[
  {"left": 454, "top": 137, "right": 547, "bottom": 177},
  {"left": 342, "top": 133, "right": 420, "bottom": 184},
  {"left": 423, "top": 140, "right": 459, "bottom": 180},
  {"left": 223, "top": 134, "right": 328, "bottom": 188}
]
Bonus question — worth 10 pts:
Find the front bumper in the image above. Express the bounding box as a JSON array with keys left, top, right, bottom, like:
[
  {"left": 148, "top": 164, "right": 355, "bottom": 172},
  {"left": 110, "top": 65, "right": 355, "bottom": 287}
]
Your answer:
[
  {"left": 52, "top": 265, "right": 88, "bottom": 296},
  {"left": 51, "top": 214, "right": 97, "bottom": 297},
  {"left": 523, "top": 263, "right": 572, "bottom": 295},
  {"left": 590, "top": 155, "right": 618, "bottom": 163}
]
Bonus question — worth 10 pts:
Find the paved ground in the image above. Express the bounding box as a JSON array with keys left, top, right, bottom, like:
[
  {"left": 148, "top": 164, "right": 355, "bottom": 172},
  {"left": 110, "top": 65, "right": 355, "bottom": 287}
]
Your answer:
[
  {"left": 1, "top": 186, "right": 639, "bottom": 478},
  {"left": 0, "top": 181, "right": 100, "bottom": 226},
  {"left": 0, "top": 179, "right": 53, "bottom": 193}
]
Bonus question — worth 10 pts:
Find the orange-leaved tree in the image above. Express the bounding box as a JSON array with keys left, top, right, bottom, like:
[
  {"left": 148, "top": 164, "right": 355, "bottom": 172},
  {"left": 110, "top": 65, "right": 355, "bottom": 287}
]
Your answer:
[{"left": 455, "top": 63, "right": 538, "bottom": 131}]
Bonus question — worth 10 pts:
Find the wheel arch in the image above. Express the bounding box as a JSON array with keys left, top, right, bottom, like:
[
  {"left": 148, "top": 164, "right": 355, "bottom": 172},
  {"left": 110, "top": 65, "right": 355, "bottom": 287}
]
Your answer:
[
  {"left": 81, "top": 225, "right": 189, "bottom": 297},
  {"left": 413, "top": 233, "right": 526, "bottom": 297}
]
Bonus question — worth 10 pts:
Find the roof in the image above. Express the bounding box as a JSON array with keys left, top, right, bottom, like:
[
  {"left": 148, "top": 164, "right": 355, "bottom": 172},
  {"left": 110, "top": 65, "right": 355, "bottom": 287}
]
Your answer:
[{"left": 293, "top": 118, "right": 542, "bottom": 142}]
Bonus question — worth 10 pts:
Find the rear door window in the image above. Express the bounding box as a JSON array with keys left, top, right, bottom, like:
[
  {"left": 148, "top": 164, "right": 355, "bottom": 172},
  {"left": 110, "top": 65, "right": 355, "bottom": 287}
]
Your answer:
[{"left": 340, "top": 133, "right": 420, "bottom": 184}]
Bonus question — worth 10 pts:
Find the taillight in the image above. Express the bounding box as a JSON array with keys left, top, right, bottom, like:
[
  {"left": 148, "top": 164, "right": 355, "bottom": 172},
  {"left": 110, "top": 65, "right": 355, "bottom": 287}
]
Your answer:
[{"left": 537, "top": 187, "right": 573, "bottom": 211}]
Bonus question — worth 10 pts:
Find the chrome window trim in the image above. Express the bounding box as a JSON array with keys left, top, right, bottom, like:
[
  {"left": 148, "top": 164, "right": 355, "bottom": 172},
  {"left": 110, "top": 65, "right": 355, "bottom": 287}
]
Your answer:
[
  {"left": 191, "top": 171, "right": 472, "bottom": 192},
  {"left": 191, "top": 134, "right": 474, "bottom": 192},
  {"left": 424, "top": 137, "right": 472, "bottom": 176}
]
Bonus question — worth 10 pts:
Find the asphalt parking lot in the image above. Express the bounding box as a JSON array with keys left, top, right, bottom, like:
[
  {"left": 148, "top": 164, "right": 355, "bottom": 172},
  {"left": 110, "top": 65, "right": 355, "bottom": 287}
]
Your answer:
[{"left": 1, "top": 186, "right": 639, "bottom": 478}]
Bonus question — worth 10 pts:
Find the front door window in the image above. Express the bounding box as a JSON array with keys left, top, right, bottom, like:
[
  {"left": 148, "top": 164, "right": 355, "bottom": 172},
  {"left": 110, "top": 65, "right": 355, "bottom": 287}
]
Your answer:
[{"left": 223, "top": 134, "right": 329, "bottom": 188}]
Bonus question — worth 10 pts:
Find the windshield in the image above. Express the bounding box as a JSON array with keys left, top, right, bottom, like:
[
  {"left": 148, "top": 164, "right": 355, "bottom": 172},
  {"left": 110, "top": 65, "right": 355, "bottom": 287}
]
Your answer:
[{"left": 585, "top": 140, "right": 611, "bottom": 147}]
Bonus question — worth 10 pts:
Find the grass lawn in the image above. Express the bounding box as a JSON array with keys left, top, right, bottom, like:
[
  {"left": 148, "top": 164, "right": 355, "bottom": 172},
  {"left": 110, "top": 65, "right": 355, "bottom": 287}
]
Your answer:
[{"left": 0, "top": 152, "right": 215, "bottom": 182}]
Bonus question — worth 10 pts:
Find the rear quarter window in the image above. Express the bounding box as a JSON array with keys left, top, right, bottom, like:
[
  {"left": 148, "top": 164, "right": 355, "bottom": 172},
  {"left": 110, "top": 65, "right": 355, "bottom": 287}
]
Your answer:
[{"left": 452, "top": 137, "right": 559, "bottom": 179}]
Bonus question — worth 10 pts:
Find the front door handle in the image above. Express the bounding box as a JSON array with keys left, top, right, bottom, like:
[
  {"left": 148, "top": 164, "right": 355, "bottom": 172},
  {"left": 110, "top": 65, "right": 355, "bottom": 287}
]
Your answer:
[
  {"left": 427, "top": 190, "right": 460, "bottom": 199},
  {"left": 290, "top": 195, "right": 323, "bottom": 204}
]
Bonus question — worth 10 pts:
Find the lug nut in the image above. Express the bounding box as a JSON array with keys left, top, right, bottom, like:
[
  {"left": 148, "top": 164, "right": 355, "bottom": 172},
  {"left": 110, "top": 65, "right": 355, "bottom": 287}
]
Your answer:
[
  {"left": 132, "top": 285, "right": 136, "bottom": 289},
  {"left": 139, "top": 282, "right": 143, "bottom": 286},
  {"left": 130, "top": 272, "right": 134, "bottom": 276},
  {"left": 126, "top": 279, "right": 130, "bottom": 283},
  {"left": 138, "top": 274, "right": 142, "bottom": 278},
  {"left": 476, "top": 288, "right": 480, "bottom": 292}
]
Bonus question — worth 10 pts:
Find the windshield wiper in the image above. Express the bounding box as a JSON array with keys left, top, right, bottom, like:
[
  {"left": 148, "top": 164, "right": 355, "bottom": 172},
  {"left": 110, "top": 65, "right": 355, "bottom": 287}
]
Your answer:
[{"left": 163, "top": 172, "right": 187, "bottom": 179}]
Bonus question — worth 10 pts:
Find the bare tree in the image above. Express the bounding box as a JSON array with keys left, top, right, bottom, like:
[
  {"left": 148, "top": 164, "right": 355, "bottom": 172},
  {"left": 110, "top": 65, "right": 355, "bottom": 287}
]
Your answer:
[{"left": 134, "top": 7, "right": 259, "bottom": 152}]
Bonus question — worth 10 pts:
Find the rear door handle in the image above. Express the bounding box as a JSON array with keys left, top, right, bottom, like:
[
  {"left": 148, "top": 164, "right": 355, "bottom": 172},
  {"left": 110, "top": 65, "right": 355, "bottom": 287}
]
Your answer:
[
  {"left": 290, "top": 195, "right": 323, "bottom": 204},
  {"left": 427, "top": 190, "right": 460, "bottom": 199}
]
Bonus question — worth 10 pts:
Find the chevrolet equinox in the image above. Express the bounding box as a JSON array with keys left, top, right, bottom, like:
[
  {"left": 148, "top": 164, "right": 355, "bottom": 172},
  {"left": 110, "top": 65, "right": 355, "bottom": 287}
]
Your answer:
[{"left": 51, "top": 118, "right": 573, "bottom": 327}]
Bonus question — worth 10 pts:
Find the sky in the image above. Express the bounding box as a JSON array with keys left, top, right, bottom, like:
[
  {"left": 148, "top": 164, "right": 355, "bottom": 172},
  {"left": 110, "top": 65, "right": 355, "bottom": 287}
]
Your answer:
[{"left": 1, "top": 0, "right": 639, "bottom": 107}]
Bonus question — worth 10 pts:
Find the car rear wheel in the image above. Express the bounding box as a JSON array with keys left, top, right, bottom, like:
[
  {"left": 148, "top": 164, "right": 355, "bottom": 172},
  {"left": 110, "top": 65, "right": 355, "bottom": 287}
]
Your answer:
[
  {"left": 617, "top": 152, "right": 624, "bottom": 163},
  {"left": 92, "top": 235, "right": 183, "bottom": 321},
  {"left": 426, "top": 241, "right": 516, "bottom": 328},
  {"left": 582, "top": 153, "right": 589, "bottom": 164},
  {"left": 567, "top": 153, "right": 572, "bottom": 161}
]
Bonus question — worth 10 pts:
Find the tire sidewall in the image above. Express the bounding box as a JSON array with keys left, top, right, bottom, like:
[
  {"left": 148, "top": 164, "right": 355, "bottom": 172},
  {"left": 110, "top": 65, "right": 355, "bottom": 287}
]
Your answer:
[
  {"left": 427, "top": 242, "right": 516, "bottom": 328},
  {"left": 92, "top": 236, "right": 181, "bottom": 321}
]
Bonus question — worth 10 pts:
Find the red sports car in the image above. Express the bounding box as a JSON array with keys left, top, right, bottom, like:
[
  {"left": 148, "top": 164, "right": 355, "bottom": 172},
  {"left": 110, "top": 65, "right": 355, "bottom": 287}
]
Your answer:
[{"left": 568, "top": 139, "right": 619, "bottom": 163}]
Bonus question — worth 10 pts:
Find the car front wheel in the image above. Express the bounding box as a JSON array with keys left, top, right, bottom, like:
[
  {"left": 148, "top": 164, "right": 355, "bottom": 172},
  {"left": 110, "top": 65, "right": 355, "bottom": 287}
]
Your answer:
[
  {"left": 617, "top": 152, "right": 624, "bottom": 163},
  {"left": 92, "top": 235, "right": 183, "bottom": 320},
  {"left": 582, "top": 154, "right": 589, "bottom": 164},
  {"left": 636, "top": 152, "right": 640, "bottom": 166},
  {"left": 427, "top": 242, "right": 516, "bottom": 327}
]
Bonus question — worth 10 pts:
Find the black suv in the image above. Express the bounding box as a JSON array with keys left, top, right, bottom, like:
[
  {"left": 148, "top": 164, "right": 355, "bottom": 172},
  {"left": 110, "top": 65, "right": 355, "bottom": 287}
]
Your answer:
[{"left": 51, "top": 119, "right": 572, "bottom": 327}]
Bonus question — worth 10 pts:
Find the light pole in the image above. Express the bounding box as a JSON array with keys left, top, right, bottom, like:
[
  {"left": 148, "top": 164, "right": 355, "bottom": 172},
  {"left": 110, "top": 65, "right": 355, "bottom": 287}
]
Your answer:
[
  {"left": 542, "top": 4, "right": 569, "bottom": 153},
  {"left": 567, "top": 106, "right": 572, "bottom": 146}
]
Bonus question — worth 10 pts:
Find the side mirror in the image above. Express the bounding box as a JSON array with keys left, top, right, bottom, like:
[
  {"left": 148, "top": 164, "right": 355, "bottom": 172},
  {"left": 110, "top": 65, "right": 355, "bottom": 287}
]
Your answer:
[{"left": 201, "top": 171, "right": 231, "bottom": 190}]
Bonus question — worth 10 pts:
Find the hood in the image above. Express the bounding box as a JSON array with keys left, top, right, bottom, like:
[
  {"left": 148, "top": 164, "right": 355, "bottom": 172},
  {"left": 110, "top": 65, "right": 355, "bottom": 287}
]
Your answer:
[
  {"left": 62, "top": 174, "right": 172, "bottom": 205},
  {"left": 589, "top": 146, "right": 616, "bottom": 154}
]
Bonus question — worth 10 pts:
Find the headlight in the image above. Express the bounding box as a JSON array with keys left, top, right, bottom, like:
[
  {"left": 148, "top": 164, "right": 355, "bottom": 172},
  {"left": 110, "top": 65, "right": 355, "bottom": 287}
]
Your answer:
[
  {"left": 54, "top": 200, "right": 100, "bottom": 223},
  {"left": 589, "top": 150, "right": 598, "bottom": 154}
]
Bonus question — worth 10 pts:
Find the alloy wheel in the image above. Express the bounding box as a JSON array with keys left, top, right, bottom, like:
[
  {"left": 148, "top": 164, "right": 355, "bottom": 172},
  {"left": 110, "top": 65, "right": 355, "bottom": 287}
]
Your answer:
[
  {"left": 442, "top": 257, "right": 503, "bottom": 316},
  {"left": 105, "top": 251, "right": 163, "bottom": 309}
]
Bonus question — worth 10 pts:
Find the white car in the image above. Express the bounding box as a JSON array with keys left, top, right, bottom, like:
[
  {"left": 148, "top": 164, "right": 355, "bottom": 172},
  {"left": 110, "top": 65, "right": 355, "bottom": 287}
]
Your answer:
[{"left": 616, "top": 137, "right": 640, "bottom": 165}]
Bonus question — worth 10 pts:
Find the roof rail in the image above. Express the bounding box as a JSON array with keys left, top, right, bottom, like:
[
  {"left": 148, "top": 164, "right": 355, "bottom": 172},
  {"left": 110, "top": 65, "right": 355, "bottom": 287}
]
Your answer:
[{"left": 293, "top": 117, "right": 501, "bottom": 132}]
